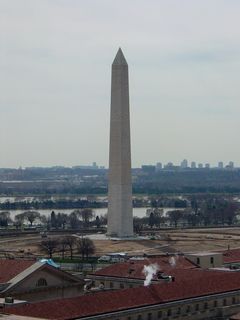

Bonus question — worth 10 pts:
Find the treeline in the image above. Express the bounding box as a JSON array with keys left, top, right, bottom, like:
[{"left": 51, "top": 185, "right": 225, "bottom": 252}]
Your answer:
[
  {"left": 0, "top": 185, "right": 108, "bottom": 196},
  {"left": 133, "top": 195, "right": 240, "bottom": 232},
  {"left": 0, "top": 196, "right": 240, "bottom": 232},
  {"left": 0, "top": 199, "right": 108, "bottom": 211},
  {"left": 134, "top": 170, "right": 240, "bottom": 194},
  {"left": 41, "top": 236, "right": 96, "bottom": 261},
  {"left": 1, "top": 169, "right": 240, "bottom": 195},
  {"left": 0, "top": 209, "right": 107, "bottom": 230},
  {"left": 0, "top": 196, "right": 187, "bottom": 211}
]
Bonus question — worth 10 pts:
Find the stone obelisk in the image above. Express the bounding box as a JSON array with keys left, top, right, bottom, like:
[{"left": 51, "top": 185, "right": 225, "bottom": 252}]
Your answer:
[{"left": 107, "top": 48, "right": 133, "bottom": 238}]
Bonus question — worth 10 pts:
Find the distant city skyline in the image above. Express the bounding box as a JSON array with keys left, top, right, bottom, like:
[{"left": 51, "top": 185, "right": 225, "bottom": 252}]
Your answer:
[
  {"left": 1, "top": 1, "right": 240, "bottom": 168},
  {"left": 2, "top": 159, "right": 236, "bottom": 170}
]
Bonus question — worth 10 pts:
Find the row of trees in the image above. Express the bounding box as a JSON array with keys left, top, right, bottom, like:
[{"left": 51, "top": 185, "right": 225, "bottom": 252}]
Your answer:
[
  {"left": 0, "top": 198, "right": 107, "bottom": 211},
  {"left": 135, "top": 197, "right": 240, "bottom": 230},
  {"left": 41, "top": 236, "right": 95, "bottom": 260},
  {"left": 0, "top": 196, "right": 239, "bottom": 231},
  {"left": 49, "top": 210, "right": 106, "bottom": 230},
  {"left": 0, "top": 209, "right": 107, "bottom": 230},
  {"left": 134, "top": 170, "right": 240, "bottom": 194},
  {"left": 1, "top": 196, "right": 188, "bottom": 211}
]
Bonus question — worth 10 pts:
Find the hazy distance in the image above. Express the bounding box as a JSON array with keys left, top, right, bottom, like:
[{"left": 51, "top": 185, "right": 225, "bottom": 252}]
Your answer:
[{"left": 1, "top": 0, "right": 240, "bottom": 168}]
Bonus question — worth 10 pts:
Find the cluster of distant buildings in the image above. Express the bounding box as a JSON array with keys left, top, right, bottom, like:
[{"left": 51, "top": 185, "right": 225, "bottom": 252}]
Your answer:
[
  {"left": 142, "top": 160, "right": 235, "bottom": 173},
  {"left": 72, "top": 162, "right": 105, "bottom": 170},
  {"left": 74, "top": 160, "right": 236, "bottom": 171}
]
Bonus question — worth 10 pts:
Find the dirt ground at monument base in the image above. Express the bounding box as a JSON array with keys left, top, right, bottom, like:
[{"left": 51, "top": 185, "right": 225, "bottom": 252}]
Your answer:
[
  {"left": 0, "top": 227, "right": 240, "bottom": 258},
  {"left": 93, "top": 228, "right": 240, "bottom": 255}
]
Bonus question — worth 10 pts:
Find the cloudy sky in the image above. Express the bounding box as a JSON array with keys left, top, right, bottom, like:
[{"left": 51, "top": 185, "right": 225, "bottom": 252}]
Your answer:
[{"left": 1, "top": 0, "right": 240, "bottom": 168}]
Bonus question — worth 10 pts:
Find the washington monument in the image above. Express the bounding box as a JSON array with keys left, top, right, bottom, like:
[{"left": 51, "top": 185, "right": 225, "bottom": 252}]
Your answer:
[{"left": 107, "top": 48, "right": 133, "bottom": 237}]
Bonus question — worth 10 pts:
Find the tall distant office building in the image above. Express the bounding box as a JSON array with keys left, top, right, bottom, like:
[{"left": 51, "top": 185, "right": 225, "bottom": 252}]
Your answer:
[
  {"left": 229, "top": 161, "right": 234, "bottom": 168},
  {"left": 191, "top": 161, "right": 196, "bottom": 169},
  {"left": 92, "top": 162, "right": 98, "bottom": 169},
  {"left": 205, "top": 163, "right": 210, "bottom": 169},
  {"left": 156, "top": 162, "right": 162, "bottom": 171},
  {"left": 218, "top": 162, "right": 223, "bottom": 169},
  {"left": 198, "top": 163, "right": 203, "bottom": 169},
  {"left": 164, "top": 162, "right": 174, "bottom": 169},
  {"left": 107, "top": 48, "right": 133, "bottom": 238},
  {"left": 181, "top": 159, "right": 188, "bottom": 169}
]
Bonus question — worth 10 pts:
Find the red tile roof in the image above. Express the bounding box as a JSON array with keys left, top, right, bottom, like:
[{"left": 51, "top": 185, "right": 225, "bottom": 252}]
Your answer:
[
  {"left": 0, "top": 259, "right": 35, "bottom": 283},
  {"left": 222, "top": 249, "right": 240, "bottom": 263},
  {"left": 94, "top": 255, "right": 196, "bottom": 280},
  {"left": 230, "top": 313, "right": 240, "bottom": 320},
  {"left": 7, "top": 268, "right": 240, "bottom": 320}
]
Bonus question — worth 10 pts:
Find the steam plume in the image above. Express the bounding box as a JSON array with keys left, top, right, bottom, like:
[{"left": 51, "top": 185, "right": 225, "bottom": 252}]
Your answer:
[
  {"left": 169, "top": 256, "right": 176, "bottom": 267},
  {"left": 143, "top": 263, "right": 159, "bottom": 286},
  {"left": 169, "top": 254, "right": 179, "bottom": 267}
]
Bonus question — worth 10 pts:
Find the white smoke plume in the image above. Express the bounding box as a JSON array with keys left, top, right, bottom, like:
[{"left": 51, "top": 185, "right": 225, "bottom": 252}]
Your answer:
[
  {"left": 143, "top": 263, "right": 160, "bottom": 286},
  {"left": 169, "top": 256, "right": 176, "bottom": 267}
]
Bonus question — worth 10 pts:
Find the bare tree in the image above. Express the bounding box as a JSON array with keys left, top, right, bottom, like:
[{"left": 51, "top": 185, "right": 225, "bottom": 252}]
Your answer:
[
  {"left": 78, "top": 209, "right": 94, "bottom": 228},
  {"left": 41, "top": 238, "right": 59, "bottom": 258},
  {"left": 69, "top": 211, "right": 81, "bottom": 229},
  {"left": 147, "top": 208, "right": 163, "bottom": 228},
  {"left": 56, "top": 213, "right": 68, "bottom": 229},
  {"left": 23, "top": 211, "right": 41, "bottom": 226},
  {"left": 15, "top": 211, "right": 40, "bottom": 227},
  {"left": 100, "top": 213, "right": 107, "bottom": 226},
  {"left": 58, "top": 237, "right": 68, "bottom": 259},
  {"left": 133, "top": 217, "right": 144, "bottom": 234},
  {"left": 72, "top": 208, "right": 94, "bottom": 228},
  {"left": 0, "top": 211, "right": 12, "bottom": 227},
  {"left": 39, "top": 214, "right": 48, "bottom": 227},
  {"left": 76, "top": 237, "right": 95, "bottom": 260},
  {"left": 63, "top": 235, "right": 76, "bottom": 260},
  {"left": 14, "top": 213, "right": 25, "bottom": 229},
  {"left": 168, "top": 210, "right": 183, "bottom": 228}
]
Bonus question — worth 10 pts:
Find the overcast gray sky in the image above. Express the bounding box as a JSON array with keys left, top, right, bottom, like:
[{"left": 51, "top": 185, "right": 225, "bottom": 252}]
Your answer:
[{"left": 1, "top": 0, "right": 240, "bottom": 168}]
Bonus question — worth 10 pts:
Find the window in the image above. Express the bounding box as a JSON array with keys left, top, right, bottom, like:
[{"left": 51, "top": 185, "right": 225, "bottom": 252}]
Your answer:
[
  {"left": 214, "top": 301, "right": 218, "bottom": 307},
  {"left": 120, "top": 283, "right": 124, "bottom": 289},
  {"left": 157, "top": 310, "right": 162, "bottom": 318},
  {"left": 210, "top": 257, "right": 214, "bottom": 264},
  {"left": 186, "top": 305, "right": 190, "bottom": 313},
  {"left": 147, "top": 313, "right": 152, "bottom": 320},
  {"left": 223, "top": 299, "right": 227, "bottom": 306},
  {"left": 204, "top": 302, "right": 208, "bottom": 309},
  {"left": 167, "top": 309, "right": 171, "bottom": 316},
  {"left": 36, "top": 278, "right": 47, "bottom": 287},
  {"left": 232, "top": 297, "right": 236, "bottom": 304},
  {"left": 195, "top": 304, "right": 199, "bottom": 311},
  {"left": 137, "top": 315, "right": 142, "bottom": 320},
  {"left": 110, "top": 282, "right": 114, "bottom": 288},
  {"left": 177, "top": 307, "right": 181, "bottom": 314},
  {"left": 197, "top": 257, "right": 200, "bottom": 264}
]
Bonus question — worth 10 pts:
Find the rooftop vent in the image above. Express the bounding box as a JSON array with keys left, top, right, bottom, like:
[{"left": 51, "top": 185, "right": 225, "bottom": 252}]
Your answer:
[
  {"left": 5, "top": 297, "right": 14, "bottom": 304},
  {"left": 99, "top": 283, "right": 105, "bottom": 290},
  {"left": 128, "top": 268, "right": 135, "bottom": 274},
  {"left": 157, "top": 271, "right": 163, "bottom": 279}
]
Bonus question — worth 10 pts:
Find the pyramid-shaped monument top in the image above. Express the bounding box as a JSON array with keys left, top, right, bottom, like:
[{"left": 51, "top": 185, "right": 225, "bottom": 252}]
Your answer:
[{"left": 112, "top": 48, "right": 128, "bottom": 66}]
